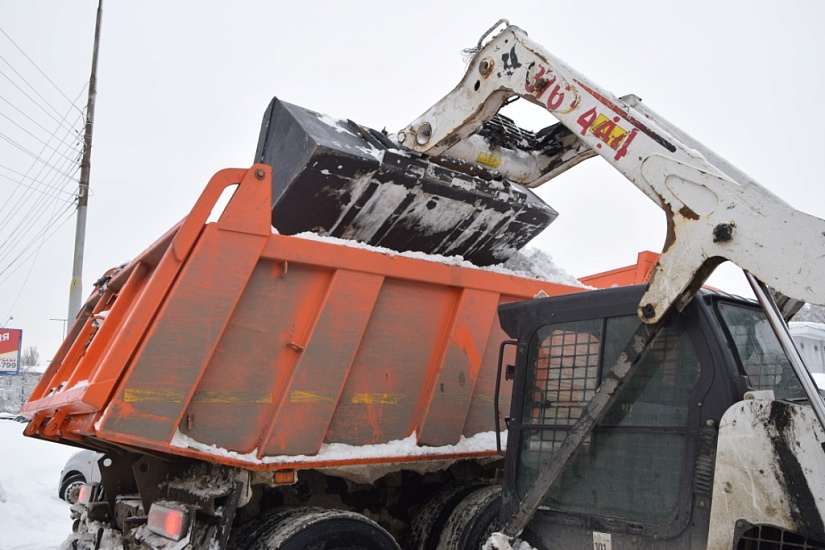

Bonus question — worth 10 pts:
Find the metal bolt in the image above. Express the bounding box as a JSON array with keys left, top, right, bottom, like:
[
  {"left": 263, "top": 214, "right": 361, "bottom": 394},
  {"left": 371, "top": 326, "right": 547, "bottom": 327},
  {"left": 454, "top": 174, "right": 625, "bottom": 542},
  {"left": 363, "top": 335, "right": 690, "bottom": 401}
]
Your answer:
[
  {"left": 254, "top": 169, "right": 266, "bottom": 180},
  {"left": 713, "top": 222, "right": 734, "bottom": 242},
  {"left": 397, "top": 131, "right": 407, "bottom": 143},
  {"left": 415, "top": 122, "right": 433, "bottom": 146},
  {"left": 479, "top": 57, "right": 494, "bottom": 76},
  {"left": 641, "top": 303, "right": 656, "bottom": 319}
]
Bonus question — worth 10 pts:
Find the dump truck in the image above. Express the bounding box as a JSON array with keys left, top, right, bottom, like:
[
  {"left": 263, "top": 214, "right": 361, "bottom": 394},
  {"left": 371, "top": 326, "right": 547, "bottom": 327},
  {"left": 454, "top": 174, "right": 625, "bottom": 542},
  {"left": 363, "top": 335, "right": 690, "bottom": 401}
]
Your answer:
[{"left": 21, "top": 21, "right": 825, "bottom": 549}]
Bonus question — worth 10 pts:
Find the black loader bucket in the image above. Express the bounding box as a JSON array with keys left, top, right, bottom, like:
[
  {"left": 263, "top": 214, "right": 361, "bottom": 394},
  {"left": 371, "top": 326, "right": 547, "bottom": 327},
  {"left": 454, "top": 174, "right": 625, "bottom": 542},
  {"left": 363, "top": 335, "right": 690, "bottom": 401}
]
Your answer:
[{"left": 254, "top": 98, "right": 558, "bottom": 266}]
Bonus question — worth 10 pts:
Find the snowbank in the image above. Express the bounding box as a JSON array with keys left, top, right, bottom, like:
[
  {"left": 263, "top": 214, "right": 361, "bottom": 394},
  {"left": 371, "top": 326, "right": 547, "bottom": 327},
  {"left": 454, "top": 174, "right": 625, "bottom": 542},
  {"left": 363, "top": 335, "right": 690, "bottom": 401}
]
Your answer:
[{"left": 0, "top": 420, "right": 77, "bottom": 549}]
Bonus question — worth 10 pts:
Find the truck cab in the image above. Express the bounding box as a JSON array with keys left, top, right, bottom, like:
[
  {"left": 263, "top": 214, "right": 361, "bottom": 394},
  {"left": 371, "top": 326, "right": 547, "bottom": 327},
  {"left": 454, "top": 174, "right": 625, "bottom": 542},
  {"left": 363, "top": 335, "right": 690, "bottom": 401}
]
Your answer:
[{"left": 498, "top": 285, "right": 825, "bottom": 549}]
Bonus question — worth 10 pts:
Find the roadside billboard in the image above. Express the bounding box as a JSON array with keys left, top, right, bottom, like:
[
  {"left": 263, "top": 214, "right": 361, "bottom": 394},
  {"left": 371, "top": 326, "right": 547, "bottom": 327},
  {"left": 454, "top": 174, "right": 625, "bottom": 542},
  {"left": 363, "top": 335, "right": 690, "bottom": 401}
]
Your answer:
[{"left": 0, "top": 328, "right": 22, "bottom": 375}]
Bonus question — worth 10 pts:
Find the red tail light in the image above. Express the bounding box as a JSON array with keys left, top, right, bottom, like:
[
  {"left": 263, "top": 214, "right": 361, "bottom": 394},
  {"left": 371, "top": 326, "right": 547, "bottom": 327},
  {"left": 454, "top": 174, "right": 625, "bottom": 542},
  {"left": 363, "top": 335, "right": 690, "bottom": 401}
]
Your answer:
[
  {"left": 147, "top": 503, "right": 189, "bottom": 541},
  {"left": 76, "top": 484, "right": 93, "bottom": 506}
]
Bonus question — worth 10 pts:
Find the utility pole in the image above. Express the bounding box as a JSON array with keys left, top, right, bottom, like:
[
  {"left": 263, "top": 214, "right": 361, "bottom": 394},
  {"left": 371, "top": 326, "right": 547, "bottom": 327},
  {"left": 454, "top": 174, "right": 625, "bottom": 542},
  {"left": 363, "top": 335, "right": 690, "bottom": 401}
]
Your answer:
[{"left": 68, "top": 0, "right": 103, "bottom": 320}]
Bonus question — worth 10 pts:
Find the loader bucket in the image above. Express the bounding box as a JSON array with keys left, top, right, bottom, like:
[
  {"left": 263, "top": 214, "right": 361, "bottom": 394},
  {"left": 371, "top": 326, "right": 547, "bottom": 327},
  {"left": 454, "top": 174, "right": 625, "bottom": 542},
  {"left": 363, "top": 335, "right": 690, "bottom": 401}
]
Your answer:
[{"left": 254, "top": 98, "right": 558, "bottom": 266}]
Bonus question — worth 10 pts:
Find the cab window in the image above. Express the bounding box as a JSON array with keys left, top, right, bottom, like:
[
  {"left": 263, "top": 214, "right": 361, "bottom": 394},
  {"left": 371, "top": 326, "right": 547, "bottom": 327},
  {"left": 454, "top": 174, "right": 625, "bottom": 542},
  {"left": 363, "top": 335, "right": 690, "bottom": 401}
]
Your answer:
[
  {"left": 517, "top": 315, "right": 700, "bottom": 524},
  {"left": 716, "top": 302, "right": 806, "bottom": 402}
]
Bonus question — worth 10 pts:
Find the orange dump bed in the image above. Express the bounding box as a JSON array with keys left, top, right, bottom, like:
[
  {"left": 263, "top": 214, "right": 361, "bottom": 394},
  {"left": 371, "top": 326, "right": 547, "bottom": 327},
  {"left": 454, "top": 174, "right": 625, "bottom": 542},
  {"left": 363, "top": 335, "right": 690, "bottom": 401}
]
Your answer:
[{"left": 23, "top": 166, "right": 585, "bottom": 472}]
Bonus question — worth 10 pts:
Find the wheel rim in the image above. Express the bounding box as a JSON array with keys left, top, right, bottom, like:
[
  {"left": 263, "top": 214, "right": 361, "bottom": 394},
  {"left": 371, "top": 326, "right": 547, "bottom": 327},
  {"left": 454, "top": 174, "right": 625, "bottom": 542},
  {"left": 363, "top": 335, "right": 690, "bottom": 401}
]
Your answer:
[{"left": 64, "top": 480, "right": 84, "bottom": 504}]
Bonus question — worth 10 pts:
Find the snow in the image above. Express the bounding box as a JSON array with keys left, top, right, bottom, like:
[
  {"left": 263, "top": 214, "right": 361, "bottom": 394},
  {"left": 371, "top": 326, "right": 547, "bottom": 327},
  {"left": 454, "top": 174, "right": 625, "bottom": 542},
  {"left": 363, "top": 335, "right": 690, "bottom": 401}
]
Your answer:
[
  {"left": 790, "top": 321, "right": 825, "bottom": 334},
  {"left": 0, "top": 420, "right": 78, "bottom": 549},
  {"left": 315, "top": 110, "right": 400, "bottom": 162},
  {"left": 291, "top": 231, "right": 583, "bottom": 288},
  {"left": 171, "top": 429, "right": 503, "bottom": 466},
  {"left": 317, "top": 112, "right": 355, "bottom": 136},
  {"left": 483, "top": 532, "right": 537, "bottom": 550},
  {"left": 794, "top": 304, "right": 825, "bottom": 324}
]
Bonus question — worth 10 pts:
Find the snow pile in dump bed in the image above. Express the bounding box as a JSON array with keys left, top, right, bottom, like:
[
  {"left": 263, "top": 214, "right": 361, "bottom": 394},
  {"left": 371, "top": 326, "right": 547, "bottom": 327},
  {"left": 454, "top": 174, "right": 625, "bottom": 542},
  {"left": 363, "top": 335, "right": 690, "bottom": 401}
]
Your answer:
[
  {"left": 500, "top": 246, "right": 582, "bottom": 287},
  {"left": 292, "top": 231, "right": 583, "bottom": 287},
  {"left": 171, "top": 429, "right": 502, "bottom": 465}
]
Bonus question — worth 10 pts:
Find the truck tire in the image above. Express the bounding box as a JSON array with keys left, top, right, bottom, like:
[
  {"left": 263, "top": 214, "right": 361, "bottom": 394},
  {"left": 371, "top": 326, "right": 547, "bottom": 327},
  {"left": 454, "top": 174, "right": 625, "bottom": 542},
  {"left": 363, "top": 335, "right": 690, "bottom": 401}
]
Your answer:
[
  {"left": 436, "top": 485, "right": 502, "bottom": 550},
  {"left": 229, "top": 507, "right": 400, "bottom": 550},
  {"left": 404, "top": 483, "right": 486, "bottom": 550}
]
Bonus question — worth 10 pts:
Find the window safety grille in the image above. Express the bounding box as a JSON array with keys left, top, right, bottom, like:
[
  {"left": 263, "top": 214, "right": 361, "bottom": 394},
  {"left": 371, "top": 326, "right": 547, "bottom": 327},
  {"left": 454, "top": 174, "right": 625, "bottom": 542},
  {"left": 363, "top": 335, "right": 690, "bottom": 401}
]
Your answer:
[{"left": 738, "top": 524, "right": 825, "bottom": 549}]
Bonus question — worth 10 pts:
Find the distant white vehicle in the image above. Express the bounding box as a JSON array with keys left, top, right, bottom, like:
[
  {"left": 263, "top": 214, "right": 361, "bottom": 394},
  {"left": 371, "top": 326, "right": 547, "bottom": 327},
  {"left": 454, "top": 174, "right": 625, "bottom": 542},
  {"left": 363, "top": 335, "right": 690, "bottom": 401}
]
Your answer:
[
  {"left": 0, "top": 412, "right": 29, "bottom": 423},
  {"left": 790, "top": 321, "right": 825, "bottom": 389},
  {"left": 58, "top": 450, "right": 102, "bottom": 504}
]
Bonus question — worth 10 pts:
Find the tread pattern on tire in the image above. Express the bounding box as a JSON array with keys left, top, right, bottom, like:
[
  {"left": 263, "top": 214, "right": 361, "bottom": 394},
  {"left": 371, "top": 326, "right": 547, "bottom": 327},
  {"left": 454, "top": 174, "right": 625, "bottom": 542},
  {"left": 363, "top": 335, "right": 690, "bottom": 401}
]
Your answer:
[
  {"left": 229, "top": 507, "right": 401, "bottom": 550},
  {"left": 404, "top": 483, "right": 487, "bottom": 550},
  {"left": 437, "top": 485, "right": 502, "bottom": 550}
]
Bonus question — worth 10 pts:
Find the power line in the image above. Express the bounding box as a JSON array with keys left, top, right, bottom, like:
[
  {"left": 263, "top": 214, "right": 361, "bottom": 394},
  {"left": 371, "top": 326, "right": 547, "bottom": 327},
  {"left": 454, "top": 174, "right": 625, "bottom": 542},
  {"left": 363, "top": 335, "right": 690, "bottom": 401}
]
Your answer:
[
  {"left": 0, "top": 193, "right": 77, "bottom": 267},
  {"left": 0, "top": 201, "right": 76, "bottom": 285},
  {"left": 0, "top": 141, "right": 81, "bottom": 229},
  {"left": 0, "top": 84, "right": 87, "bottom": 229},
  {"left": 0, "top": 128, "right": 81, "bottom": 222},
  {"left": 0, "top": 145, "right": 80, "bottom": 254},
  {"left": 0, "top": 183, "right": 77, "bottom": 270},
  {"left": 0, "top": 26, "right": 84, "bottom": 114},
  {"left": 0, "top": 92, "right": 86, "bottom": 154},
  {"left": 0, "top": 111, "right": 83, "bottom": 165},
  {"left": 0, "top": 67, "right": 81, "bottom": 135},
  {"left": 0, "top": 149, "right": 80, "bottom": 238},
  {"left": 0, "top": 105, "right": 84, "bottom": 262},
  {"left": 0, "top": 132, "right": 80, "bottom": 180},
  {"left": 0, "top": 166, "right": 77, "bottom": 200},
  {"left": 0, "top": 200, "right": 75, "bottom": 278}
]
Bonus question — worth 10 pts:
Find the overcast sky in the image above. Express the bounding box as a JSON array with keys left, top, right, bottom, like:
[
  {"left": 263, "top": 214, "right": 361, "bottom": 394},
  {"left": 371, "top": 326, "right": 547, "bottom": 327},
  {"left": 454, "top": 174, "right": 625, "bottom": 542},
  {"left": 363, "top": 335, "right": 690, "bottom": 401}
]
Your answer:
[{"left": 1, "top": 1, "right": 824, "bottom": 361}]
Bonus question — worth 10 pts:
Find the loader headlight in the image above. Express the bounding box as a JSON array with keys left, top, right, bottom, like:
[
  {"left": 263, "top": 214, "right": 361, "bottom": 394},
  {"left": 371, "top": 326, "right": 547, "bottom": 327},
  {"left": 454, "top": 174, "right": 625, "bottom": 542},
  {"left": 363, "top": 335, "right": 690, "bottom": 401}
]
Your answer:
[{"left": 147, "top": 502, "right": 189, "bottom": 541}]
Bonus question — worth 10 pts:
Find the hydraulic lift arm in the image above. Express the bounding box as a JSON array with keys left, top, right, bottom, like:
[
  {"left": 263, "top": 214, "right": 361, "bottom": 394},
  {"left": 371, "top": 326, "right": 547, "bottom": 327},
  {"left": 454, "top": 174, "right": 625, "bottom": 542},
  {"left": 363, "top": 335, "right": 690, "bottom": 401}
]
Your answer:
[
  {"left": 399, "top": 21, "right": 825, "bottom": 540},
  {"left": 399, "top": 21, "right": 825, "bottom": 324}
]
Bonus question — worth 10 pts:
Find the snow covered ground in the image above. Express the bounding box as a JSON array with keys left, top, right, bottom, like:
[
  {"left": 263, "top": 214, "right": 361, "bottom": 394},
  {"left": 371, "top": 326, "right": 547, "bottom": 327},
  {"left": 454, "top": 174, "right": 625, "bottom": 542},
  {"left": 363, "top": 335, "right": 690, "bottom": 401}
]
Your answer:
[{"left": 0, "top": 420, "right": 77, "bottom": 550}]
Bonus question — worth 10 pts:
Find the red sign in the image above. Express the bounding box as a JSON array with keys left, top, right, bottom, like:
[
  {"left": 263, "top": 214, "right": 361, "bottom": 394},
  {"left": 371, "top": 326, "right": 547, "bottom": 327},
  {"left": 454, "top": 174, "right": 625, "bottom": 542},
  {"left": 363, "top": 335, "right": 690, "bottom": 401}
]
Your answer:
[{"left": 0, "top": 328, "right": 22, "bottom": 375}]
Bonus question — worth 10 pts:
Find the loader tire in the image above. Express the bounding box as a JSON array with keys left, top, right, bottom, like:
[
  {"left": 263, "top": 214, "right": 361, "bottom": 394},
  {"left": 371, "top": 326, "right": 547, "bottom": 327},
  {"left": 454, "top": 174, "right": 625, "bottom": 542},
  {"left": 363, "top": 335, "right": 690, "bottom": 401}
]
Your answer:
[
  {"left": 436, "top": 485, "right": 502, "bottom": 550},
  {"left": 404, "top": 483, "right": 487, "bottom": 550},
  {"left": 229, "top": 507, "right": 400, "bottom": 550}
]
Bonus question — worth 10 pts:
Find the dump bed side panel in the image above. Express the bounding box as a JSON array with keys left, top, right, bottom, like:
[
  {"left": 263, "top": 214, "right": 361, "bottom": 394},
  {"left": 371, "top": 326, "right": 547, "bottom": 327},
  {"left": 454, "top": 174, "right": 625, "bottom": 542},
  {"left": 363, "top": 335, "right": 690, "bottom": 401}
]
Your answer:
[{"left": 24, "top": 166, "right": 582, "bottom": 470}]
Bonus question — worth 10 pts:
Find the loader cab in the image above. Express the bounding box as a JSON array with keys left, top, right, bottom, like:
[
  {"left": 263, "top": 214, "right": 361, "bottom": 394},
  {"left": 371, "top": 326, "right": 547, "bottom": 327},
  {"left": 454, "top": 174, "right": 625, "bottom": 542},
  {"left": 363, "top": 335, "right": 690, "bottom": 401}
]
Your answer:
[{"left": 497, "top": 285, "right": 815, "bottom": 548}]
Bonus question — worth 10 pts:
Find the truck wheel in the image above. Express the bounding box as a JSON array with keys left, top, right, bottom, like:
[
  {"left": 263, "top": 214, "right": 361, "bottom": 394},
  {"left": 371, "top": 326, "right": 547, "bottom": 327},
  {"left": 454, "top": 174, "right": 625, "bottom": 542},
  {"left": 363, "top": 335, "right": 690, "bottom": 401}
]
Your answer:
[
  {"left": 404, "top": 484, "right": 486, "bottom": 550},
  {"left": 59, "top": 473, "right": 86, "bottom": 504},
  {"left": 229, "top": 507, "right": 400, "bottom": 550},
  {"left": 437, "top": 485, "right": 502, "bottom": 550}
]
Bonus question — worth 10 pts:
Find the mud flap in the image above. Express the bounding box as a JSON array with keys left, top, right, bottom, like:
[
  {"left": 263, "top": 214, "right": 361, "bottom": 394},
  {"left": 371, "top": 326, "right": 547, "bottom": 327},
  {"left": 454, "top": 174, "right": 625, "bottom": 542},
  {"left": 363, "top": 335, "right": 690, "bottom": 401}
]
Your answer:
[{"left": 254, "top": 98, "right": 558, "bottom": 266}]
